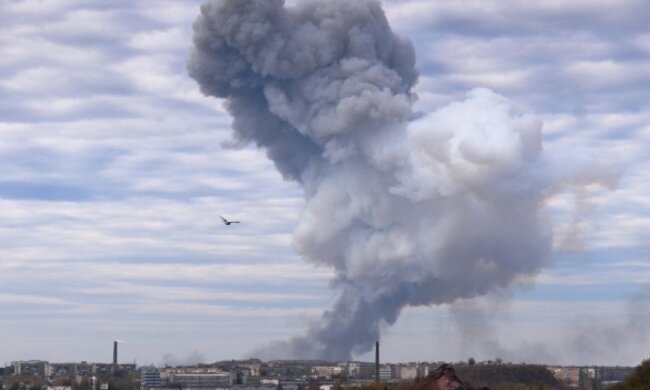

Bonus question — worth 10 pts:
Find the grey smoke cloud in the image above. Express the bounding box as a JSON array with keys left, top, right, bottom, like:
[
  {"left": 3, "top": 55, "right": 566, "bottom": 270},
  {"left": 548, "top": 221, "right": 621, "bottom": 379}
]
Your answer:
[
  {"left": 162, "top": 351, "right": 206, "bottom": 367},
  {"left": 449, "top": 297, "right": 558, "bottom": 364},
  {"left": 566, "top": 286, "right": 650, "bottom": 364},
  {"left": 189, "top": 0, "right": 608, "bottom": 360}
]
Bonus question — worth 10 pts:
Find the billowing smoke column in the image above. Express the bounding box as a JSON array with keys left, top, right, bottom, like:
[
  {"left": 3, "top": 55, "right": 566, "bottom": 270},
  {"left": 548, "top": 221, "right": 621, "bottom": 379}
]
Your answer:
[{"left": 189, "top": 0, "right": 572, "bottom": 360}]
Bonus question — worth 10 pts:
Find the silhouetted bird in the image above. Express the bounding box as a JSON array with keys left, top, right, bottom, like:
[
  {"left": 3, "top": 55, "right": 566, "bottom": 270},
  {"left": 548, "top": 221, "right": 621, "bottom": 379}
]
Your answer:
[{"left": 220, "top": 215, "right": 240, "bottom": 225}]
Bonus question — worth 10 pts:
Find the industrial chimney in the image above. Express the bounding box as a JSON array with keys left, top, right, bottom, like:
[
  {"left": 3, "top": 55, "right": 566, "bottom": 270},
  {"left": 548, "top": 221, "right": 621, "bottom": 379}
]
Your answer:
[
  {"left": 375, "top": 340, "right": 380, "bottom": 382},
  {"left": 113, "top": 340, "right": 118, "bottom": 373}
]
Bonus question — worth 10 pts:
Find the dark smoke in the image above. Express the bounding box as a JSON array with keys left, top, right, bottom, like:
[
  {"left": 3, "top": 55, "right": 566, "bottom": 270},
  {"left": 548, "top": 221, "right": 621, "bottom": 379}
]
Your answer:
[{"left": 189, "top": 0, "right": 607, "bottom": 360}]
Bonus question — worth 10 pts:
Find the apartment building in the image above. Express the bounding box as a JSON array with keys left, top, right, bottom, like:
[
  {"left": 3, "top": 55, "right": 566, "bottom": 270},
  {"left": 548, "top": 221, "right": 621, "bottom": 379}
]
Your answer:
[
  {"left": 171, "top": 372, "right": 233, "bottom": 389},
  {"left": 141, "top": 368, "right": 162, "bottom": 390},
  {"left": 12, "top": 360, "right": 52, "bottom": 377},
  {"left": 341, "top": 362, "right": 375, "bottom": 380},
  {"left": 311, "top": 366, "right": 343, "bottom": 379}
]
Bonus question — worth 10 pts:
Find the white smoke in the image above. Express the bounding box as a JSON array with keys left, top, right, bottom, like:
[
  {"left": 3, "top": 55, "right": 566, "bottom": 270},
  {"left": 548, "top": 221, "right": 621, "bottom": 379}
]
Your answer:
[{"left": 188, "top": 0, "right": 609, "bottom": 360}]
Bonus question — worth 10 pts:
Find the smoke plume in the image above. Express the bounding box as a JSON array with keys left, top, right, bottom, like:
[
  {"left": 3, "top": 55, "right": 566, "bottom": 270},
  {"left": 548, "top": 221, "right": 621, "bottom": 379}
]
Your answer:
[
  {"left": 566, "top": 286, "right": 650, "bottom": 364},
  {"left": 162, "top": 351, "right": 206, "bottom": 367},
  {"left": 189, "top": 0, "right": 605, "bottom": 360}
]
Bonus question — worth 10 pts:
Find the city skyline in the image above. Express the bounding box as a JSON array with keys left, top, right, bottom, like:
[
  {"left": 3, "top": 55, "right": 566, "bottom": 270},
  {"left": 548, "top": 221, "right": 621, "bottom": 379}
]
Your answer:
[
  {"left": 2, "top": 355, "right": 638, "bottom": 369},
  {"left": 0, "top": 0, "right": 649, "bottom": 367},
  {"left": 4, "top": 357, "right": 633, "bottom": 390}
]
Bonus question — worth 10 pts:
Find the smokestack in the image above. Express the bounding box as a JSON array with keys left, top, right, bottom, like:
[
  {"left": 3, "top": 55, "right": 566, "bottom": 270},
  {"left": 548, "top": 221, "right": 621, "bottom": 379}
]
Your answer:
[
  {"left": 375, "top": 341, "right": 380, "bottom": 382},
  {"left": 113, "top": 340, "right": 118, "bottom": 373}
]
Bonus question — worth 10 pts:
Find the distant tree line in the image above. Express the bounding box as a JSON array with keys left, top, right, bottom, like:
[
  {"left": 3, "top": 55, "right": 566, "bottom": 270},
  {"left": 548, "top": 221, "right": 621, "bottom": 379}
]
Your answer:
[
  {"left": 454, "top": 364, "right": 560, "bottom": 390},
  {"left": 356, "top": 364, "right": 561, "bottom": 390},
  {"left": 610, "top": 358, "right": 650, "bottom": 390}
]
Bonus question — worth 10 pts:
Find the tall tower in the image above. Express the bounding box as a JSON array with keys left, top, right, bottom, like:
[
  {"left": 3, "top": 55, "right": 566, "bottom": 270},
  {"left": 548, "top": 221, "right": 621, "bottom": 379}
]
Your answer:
[
  {"left": 375, "top": 341, "right": 380, "bottom": 382},
  {"left": 113, "top": 340, "right": 118, "bottom": 374}
]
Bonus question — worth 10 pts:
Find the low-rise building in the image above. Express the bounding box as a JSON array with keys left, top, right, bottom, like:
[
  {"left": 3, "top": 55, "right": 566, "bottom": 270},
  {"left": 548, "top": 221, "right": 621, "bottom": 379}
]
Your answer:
[
  {"left": 395, "top": 363, "right": 428, "bottom": 380},
  {"left": 141, "top": 368, "right": 162, "bottom": 390},
  {"left": 549, "top": 366, "right": 580, "bottom": 388},
  {"left": 378, "top": 365, "right": 393, "bottom": 381},
  {"left": 171, "top": 372, "right": 234, "bottom": 389},
  {"left": 279, "top": 381, "right": 306, "bottom": 390},
  {"left": 342, "top": 362, "right": 375, "bottom": 380},
  {"left": 231, "top": 386, "right": 276, "bottom": 390},
  {"left": 260, "top": 378, "right": 279, "bottom": 386},
  {"left": 311, "top": 366, "right": 342, "bottom": 379},
  {"left": 12, "top": 360, "right": 52, "bottom": 377}
]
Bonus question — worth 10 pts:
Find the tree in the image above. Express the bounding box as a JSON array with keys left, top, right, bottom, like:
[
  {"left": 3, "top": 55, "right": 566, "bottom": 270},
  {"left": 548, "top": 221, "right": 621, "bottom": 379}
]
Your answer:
[
  {"left": 72, "top": 378, "right": 89, "bottom": 390},
  {"left": 611, "top": 358, "right": 650, "bottom": 390},
  {"left": 468, "top": 358, "right": 476, "bottom": 366}
]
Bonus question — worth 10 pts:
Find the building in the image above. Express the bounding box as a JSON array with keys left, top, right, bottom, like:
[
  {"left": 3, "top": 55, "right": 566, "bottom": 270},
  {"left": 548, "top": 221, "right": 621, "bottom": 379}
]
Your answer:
[
  {"left": 51, "top": 363, "right": 75, "bottom": 379},
  {"left": 311, "top": 366, "right": 343, "bottom": 379},
  {"left": 170, "top": 372, "right": 234, "bottom": 389},
  {"left": 234, "top": 368, "right": 253, "bottom": 385},
  {"left": 265, "top": 361, "right": 319, "bottom": 379},
  {"left": 279, "top": 381, "right": 306, "bottom": 390},
  {"left": 141, "top": 368, "right": 163, "bottom": 390},
  {"left": 48, "top": 362, "right": 96, "bottom": 383},
  {"left": 341, "top": 362, "right": 375, "bottom": 380},
  {"left": 12, "top": 360, "right": 52, "bottom": 377},
  {"left": 394, "top": 363, "right": 429, "bottom": 380},
  {"left": 260, "top": 378, "right": 279, "bottom": 386},
  {"left": 549, "top": 366, "right": 580, "bottom": 388},
  {"left": 231, "top": 386, "right": 276, "bottom": 390},
  {"left": 238, "top": 362, "right": 262, "bottom": 377},
  {"left": 76, "top": 362, "right": 93, "bottom": 377},
  {"left": 378, "top": 365, "right": 393, "bottom": 381},
  {"left": 396, "top": 365, "right": 417, "bottom": 380}
]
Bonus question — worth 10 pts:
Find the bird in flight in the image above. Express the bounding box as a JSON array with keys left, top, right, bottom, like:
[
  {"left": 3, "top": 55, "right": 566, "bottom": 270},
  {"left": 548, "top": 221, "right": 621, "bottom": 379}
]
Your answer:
[{"left": 219, "top": 215, "right": 240, "bottom": 225}]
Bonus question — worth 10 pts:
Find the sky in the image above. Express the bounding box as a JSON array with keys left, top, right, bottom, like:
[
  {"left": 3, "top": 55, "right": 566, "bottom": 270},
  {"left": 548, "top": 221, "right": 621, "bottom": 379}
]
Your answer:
[{"left": 0, "top": 0, "right": 649, "bottom": 368}]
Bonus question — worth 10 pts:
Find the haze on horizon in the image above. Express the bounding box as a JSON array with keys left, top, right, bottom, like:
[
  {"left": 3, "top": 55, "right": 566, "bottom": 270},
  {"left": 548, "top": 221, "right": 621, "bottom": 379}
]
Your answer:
[{"left": 0, "top": 0, "right": 649, "bottom": 367}]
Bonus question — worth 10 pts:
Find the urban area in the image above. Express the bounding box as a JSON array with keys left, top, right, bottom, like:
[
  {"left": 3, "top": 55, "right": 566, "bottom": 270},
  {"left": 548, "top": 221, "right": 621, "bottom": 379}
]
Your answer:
[{"left": 0, "top": 342, "right": 634, "bottom": 390}]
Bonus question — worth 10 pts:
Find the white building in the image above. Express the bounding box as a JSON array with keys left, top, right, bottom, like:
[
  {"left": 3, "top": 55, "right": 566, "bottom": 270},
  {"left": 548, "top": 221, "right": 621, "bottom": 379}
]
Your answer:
[
  {"left": 170, "top": 372, "right": 234, "bottom": 389},
  {"left": 141, "top": 368, "right": 163, "bottom": 390},
  {"left": 12, "top": 360, "right": 52, "bottom": 377},
  {"left": 311, "top": 366, "right": 343, "bottom": 379},
  {"left": 397, "top": 365, "right": 418, "bottom": 380},
  {"left": 379, "top": 365, "right": 393, "bottom": 380},
  {"left": 342, "top": 362, "right": 375, "bottom": 380},
  {"left": 396, "top": 364, "right": 428, "bottom": 380},
  {"left": 260, "top": 378, "right": 279, "bottom": 386}
]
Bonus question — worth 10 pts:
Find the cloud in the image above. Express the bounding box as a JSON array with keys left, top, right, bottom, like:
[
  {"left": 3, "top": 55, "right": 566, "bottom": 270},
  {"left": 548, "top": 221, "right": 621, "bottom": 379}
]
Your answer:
[{"left": 383, "top": 0, "right": 650, "bottom": 36}]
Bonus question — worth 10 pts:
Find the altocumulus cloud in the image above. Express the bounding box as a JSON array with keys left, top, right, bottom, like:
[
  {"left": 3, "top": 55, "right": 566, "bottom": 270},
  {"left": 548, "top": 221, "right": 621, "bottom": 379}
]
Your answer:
[{"left": 0, "top": 0, "right": 324, "bottom": 365}]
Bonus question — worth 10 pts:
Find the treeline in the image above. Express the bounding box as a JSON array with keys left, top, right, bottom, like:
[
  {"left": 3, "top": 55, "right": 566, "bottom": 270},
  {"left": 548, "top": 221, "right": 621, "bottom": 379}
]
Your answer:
[
  {"left": 454, "top": 364, "right": 561, "bottom": 390},
  {"left": 357, "top": 364, "right": 560, "bottom": 390},
  {"left": 610, "top": 358, "right": 650, "bottom": 390}
]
